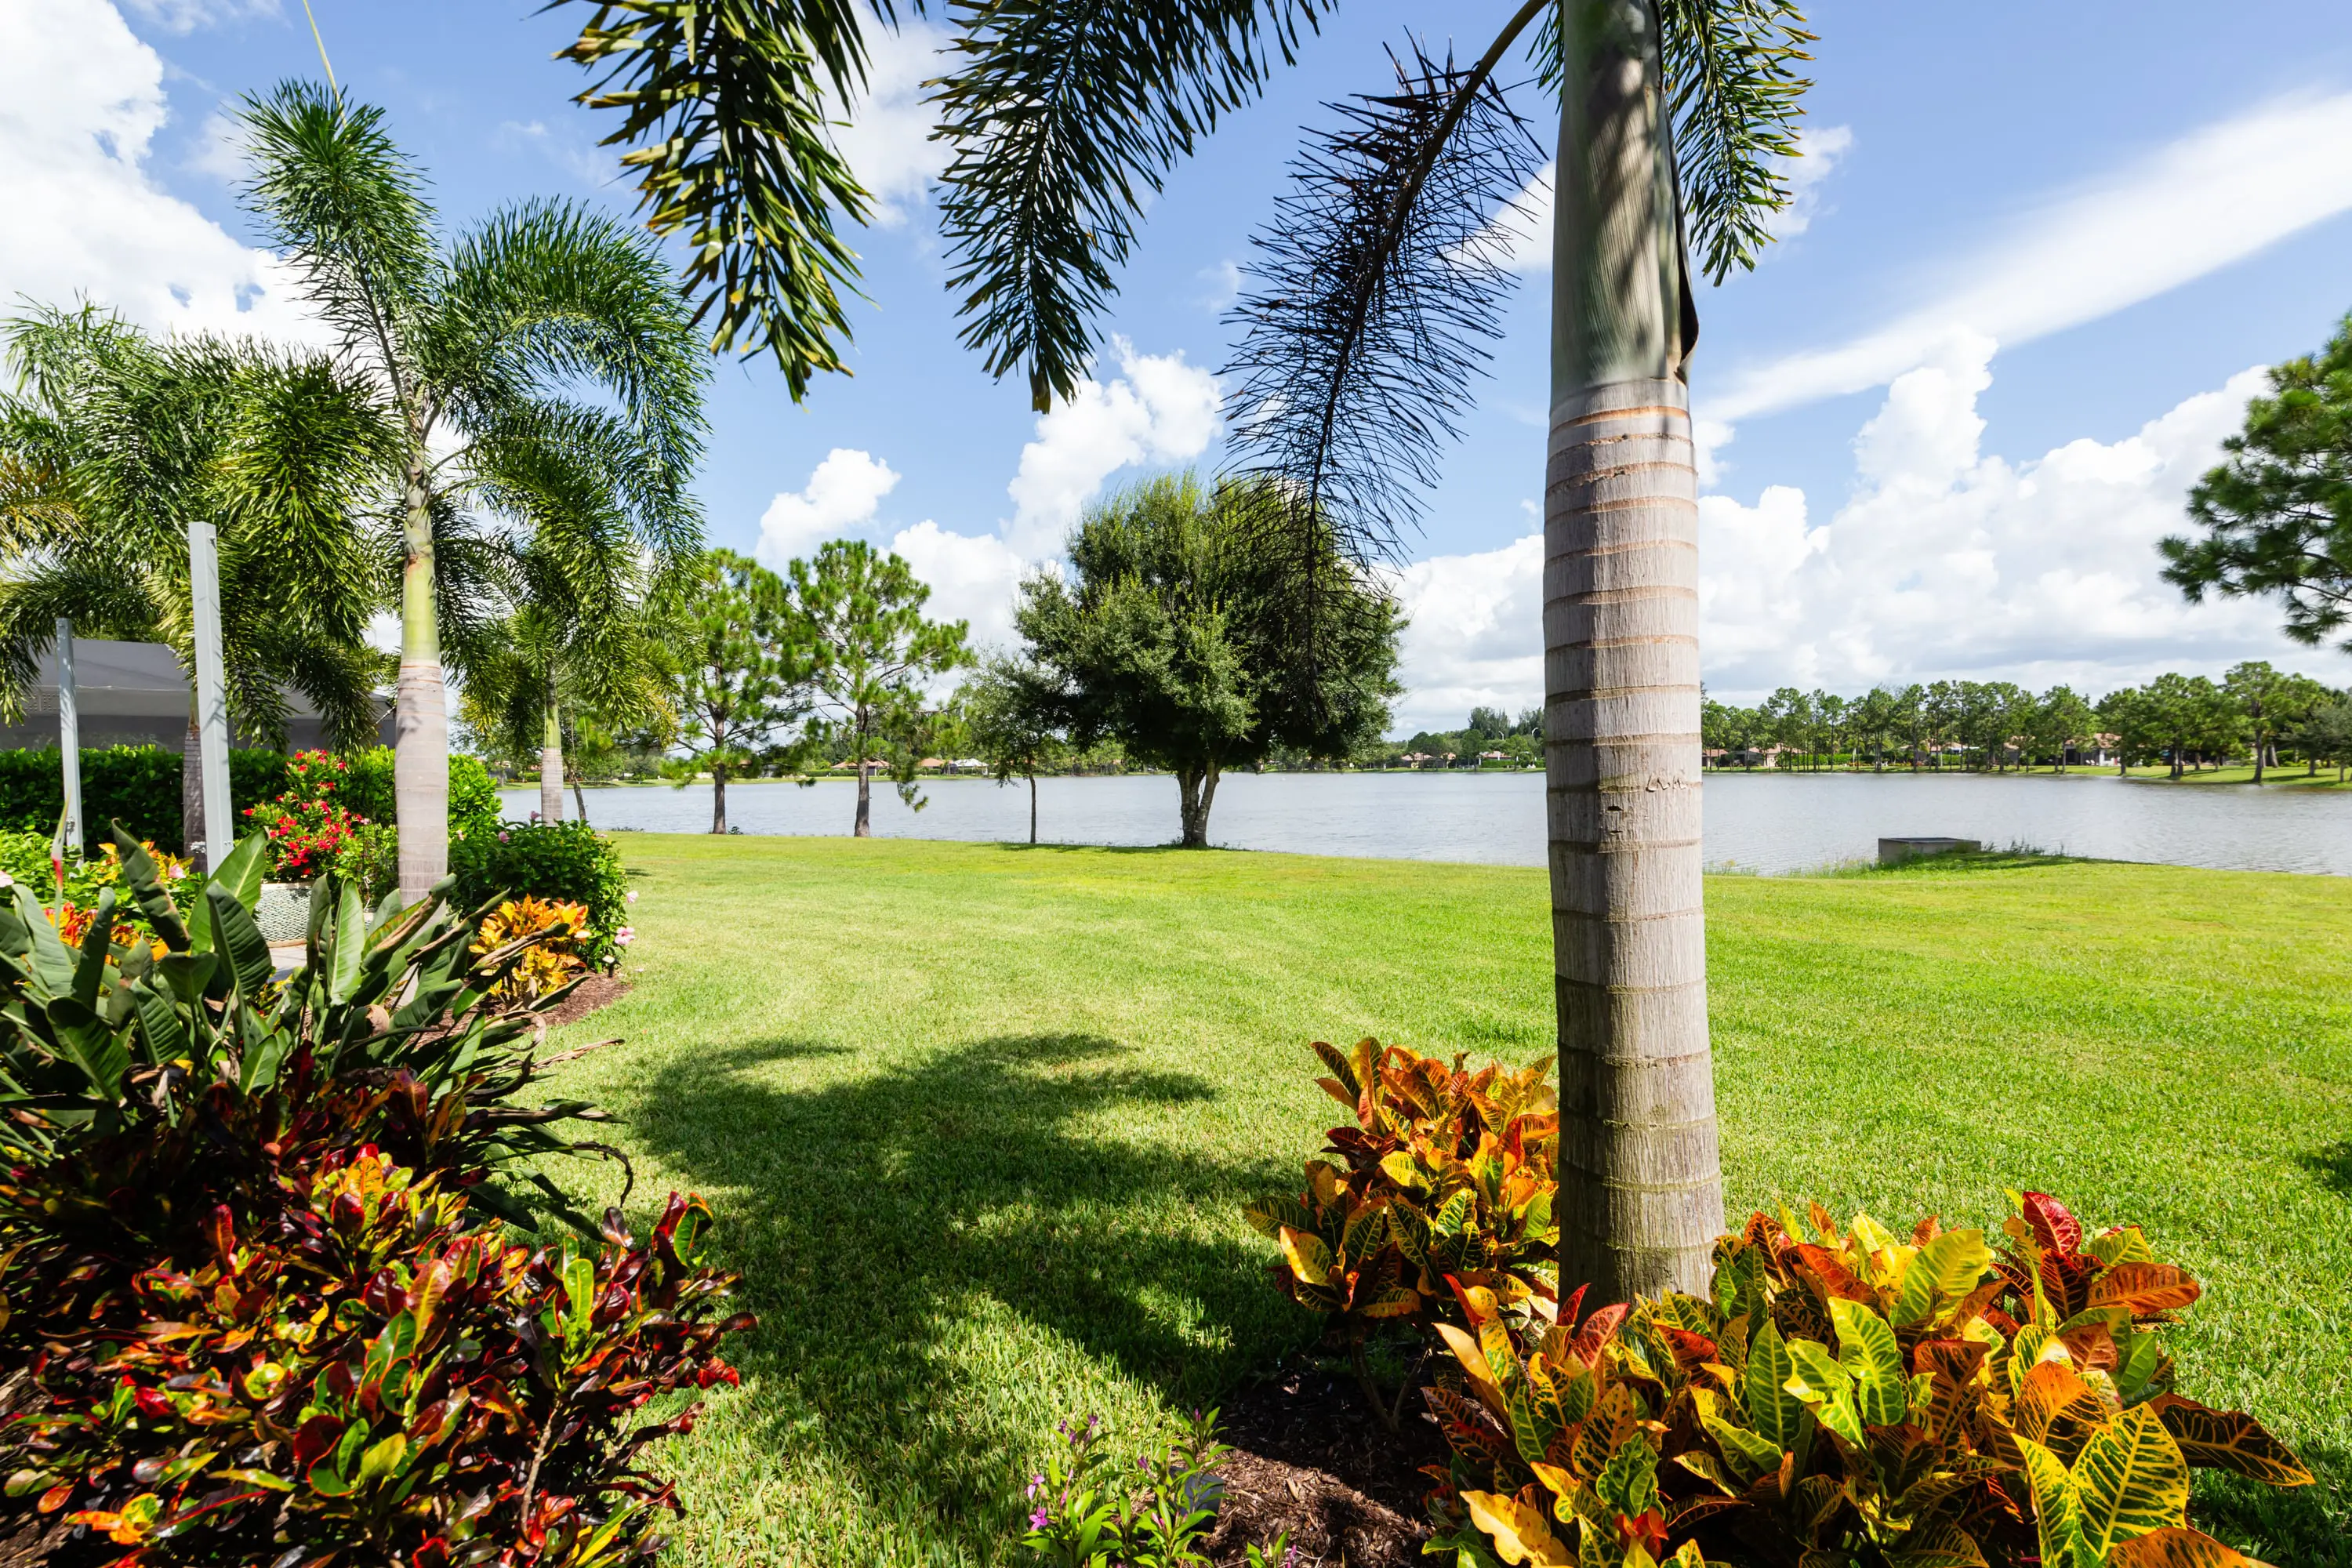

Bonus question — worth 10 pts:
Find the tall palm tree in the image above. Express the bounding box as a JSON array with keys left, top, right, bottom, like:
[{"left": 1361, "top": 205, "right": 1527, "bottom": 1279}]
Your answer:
[
  {"left": 236, "top": 82, "right": 706, "bottom": 903},
  {"left": 0, "top": 305, "right": 389, "bottom": 844},
  {"left": 555, "top": 0, "right": 1809, "bottom": 1298}
]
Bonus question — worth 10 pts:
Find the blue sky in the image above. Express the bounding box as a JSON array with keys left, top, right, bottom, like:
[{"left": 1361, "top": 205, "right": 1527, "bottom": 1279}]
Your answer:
[{"left": 9, "top": 0, "right": 2352, "bottom": 727}]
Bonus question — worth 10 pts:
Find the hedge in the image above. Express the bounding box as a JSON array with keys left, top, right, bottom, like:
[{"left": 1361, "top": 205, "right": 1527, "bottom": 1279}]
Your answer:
[
  {"left": 0, "top": 745, "right": 499, "bottom": 853},
  {"left": 0, "top": 746, "right": 289, "bottom": 851}
]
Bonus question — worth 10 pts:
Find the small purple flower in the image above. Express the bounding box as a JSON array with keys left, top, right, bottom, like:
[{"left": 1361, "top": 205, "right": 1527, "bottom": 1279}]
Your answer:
[
  {"left": 1026, "top": 1475, "right": 1044, "bottom": 1500},
  {"left": 1029, "top": 1506, "right": 1049, "bottom": 1530}
]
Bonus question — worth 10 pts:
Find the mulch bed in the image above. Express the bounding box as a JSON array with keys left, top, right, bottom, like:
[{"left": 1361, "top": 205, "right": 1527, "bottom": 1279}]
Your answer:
[
  {"left": 538, "top": 973, "right": 631, "bottom": 1034},
  {"left": 1206, "top": 1354, "right": 1447, "bottom": 1568}
]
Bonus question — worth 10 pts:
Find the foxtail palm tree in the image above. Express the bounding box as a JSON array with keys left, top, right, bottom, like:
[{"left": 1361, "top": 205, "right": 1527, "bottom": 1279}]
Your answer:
[
  {"left": 556, "top": 0, "right": 1810, "bottom": 1298},
  {"left": 237, "top": 82, "right": 706, "bottom": 902},
  {"left": 0, "top": 306, "right": 389, "bottom": 844}
]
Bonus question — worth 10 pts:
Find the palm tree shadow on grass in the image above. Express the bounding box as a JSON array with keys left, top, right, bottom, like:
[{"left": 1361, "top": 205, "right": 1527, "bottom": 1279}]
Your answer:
[{"left": 622, "top": 1031, "right": 1307, "bottom": 1553}]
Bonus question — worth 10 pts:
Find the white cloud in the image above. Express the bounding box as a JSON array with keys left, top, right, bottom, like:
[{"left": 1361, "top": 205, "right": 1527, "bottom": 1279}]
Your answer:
[
  {"left": 1196, "top": 259, "right": 1242, "bottom": 313},
  {"left": 1486, "top": 123, "right": 1853, "bottom": 275},
  {"left": 1770, "top": 124, "right": 1853, "bottom": 241},
  {"left": 829, "top": 19, "right": 953, "bottom": 227},
  {"left": 186, "top": 108, "right": 245, "bottom": 181},
  {"left": 1382, "top": 533, "right": 1544, "bottom": 733},
  {"left": 120, "top": 0, "right": 275, "bottom": 31},
  {"left": 756, "top": 448, "right": 902, "bottom": 568},
  {"left": 1697, "top": 355, "right": 2313, "bottom": 700},
  {"left": 1381, "top": 355, "right": 2322, "bottom": 731},
  {"left": 495, "top": 118, "right": 611, "bottom": 189},
  {"left": 0, "top": 0, "right": 321, "bottom": 342},
  {"left": 1711, "top": 90, "right": 2352, "bottom": 421},
  {"left": 887, "top": 519, "right": 1029, "bottom": 657},
  {"left": 1004, "top": 337, "right": 1222, "bottom": 556}
]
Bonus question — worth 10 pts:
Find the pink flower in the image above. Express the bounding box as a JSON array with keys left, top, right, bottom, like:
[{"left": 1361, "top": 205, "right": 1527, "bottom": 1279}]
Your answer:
[{"left": 1029, "top": 1506, "right": 1049, "bottom": 1530}]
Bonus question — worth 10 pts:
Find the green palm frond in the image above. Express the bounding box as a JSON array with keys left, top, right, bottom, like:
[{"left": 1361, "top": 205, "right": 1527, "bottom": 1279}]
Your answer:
[
  {"left": 550, "top": 0, "right": 881, "bottom": 400},
  {"left": 436, "top": 198, "right": 710, "bottom": 510},
  {"left": 237, "top": 82, "right": 442, "bottom": 387},
  {"left": 930, "top": 0, "right": 1330, "bottom": 411}
]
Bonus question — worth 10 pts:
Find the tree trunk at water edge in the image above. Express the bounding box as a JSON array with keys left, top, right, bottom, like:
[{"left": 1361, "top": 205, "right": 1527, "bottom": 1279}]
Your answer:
[
  {"left": 1545, "top": 0, "right": 1722, "bottom": 1304},
  {"left": 855, "top": 759, "right": 872, "bottom": 837},
  {"left": 1029, "top": 771, "right": 1038, "bottom": 844},
  {"left": 539, "top": 670, "right": 565, "bottom": 824},
  {"left": 1176, "top": 763, "right": 1219, "bottom": 848},
  {"left": 711, "top": 764, "right": 728, "bottom": 833}
]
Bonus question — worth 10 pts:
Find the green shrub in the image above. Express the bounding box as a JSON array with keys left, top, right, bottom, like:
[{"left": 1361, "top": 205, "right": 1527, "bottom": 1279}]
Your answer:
[
  {"left": 0, "top": 833, "right": 750, "bottom": 1565},
  {"left": 343, "top": 746, "right": 501, "bottom": 838},
  {"left": 452, "top": 820, "right": 631, "bottom": 968},
  {"left": 0, "top": 745, "right": 291, "bottom": 850},
  {"left": 1421, "top": 1192, "right": 2314, "bottom": 1568},
  {"left": 1244, "top": 1039, "right": 1557, "bottom": 1427},
  {"left": 1019, "top": 1409, "right": 1251, "bottom": 1568}
]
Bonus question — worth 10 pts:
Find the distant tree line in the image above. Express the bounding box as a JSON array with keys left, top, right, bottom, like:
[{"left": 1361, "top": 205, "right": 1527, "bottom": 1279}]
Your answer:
[{"left": 1703, "top": 662, "right": 2352, "bottom": 781}]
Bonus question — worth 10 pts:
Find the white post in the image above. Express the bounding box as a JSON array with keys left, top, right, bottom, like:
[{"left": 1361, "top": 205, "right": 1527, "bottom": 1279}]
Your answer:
[
  {"left": 56, "top": 619, "right": 82, "bottom": 853},
  {"left": 188, "top": 521, "right": 234, "bottom": 870}
]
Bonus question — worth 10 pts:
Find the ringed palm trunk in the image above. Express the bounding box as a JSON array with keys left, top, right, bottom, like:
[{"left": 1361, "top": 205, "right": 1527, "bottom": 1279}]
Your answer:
[
  {"left": 394, "top": 463, "right": 448, "bottom": 906},
  {"left": 182, "top": 707, "right": 204, "bottom": 860},
  {"left": 539, "top": 670, "right": 565, "bottom": 823},
  {"left": 1545, "top": 0, "right": 1722, "bottom": 1303}
]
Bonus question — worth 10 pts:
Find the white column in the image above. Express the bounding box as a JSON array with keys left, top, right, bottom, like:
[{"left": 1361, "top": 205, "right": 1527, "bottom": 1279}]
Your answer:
[
  {"left": 188, "top": 521, "right": 234, "bottom": 869},
  {"left": 56, "top": 619, "right": 82, "bottom": 854}
]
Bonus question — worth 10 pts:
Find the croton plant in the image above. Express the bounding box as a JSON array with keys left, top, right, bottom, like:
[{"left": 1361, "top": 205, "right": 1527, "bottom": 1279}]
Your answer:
[
  {"left": 1421, "top": 1192, "right": 2312, "bottom": 1568},
  {"left": 0, "top": 829, "right": 753, "bottom": 1566},
  {"left": 1243, "top": 1040, "right": 1559, "bottom": 1427}
]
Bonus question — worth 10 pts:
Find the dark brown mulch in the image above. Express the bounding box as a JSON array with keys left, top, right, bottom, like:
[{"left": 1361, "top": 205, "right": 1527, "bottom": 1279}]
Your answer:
[
  {"left": 1206, "top": 1354, "right": 1447, "bottom": 1568},
  {"left": 539, "top": 973, "right": 631, "bottom": 1034}
]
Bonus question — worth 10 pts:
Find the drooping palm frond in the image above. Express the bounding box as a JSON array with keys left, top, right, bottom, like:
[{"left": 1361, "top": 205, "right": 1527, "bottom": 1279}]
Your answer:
[
  {"left": 235, "top": 82, "right": 441, "bottom": 390},
  {"left": 550, "top": 0, "right": 880, "bottom": 400},
  {"left": 931, "top": 0, "right": 1330, "bottom": 412},
  {"left": 1218, "top": 37, "right": 1544, "bottom": 572},
  {"left": 1530, "top": 0, "right": 1813, "bottom": 283},
  {"left": 436, "top": 198, "right": 711, "bottom": 516}
]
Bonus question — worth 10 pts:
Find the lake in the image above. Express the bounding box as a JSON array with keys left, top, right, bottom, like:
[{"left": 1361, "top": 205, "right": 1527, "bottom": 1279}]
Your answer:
[{"left": 507, "top": 768, "right": 2352, "bottom": 877}]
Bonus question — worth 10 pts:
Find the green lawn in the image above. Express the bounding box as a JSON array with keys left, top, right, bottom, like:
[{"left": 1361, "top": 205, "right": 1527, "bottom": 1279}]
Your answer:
[{"left": 542, "top": 838, "right": 2352, "bottom": 1566}]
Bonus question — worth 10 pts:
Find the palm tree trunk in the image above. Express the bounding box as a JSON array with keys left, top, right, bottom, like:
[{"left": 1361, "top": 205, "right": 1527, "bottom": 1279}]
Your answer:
[
  {"left": 181, "top": 709, "right": 203, "bottom": 860},
  {"left": 394, "top": 463, "right": 448, "bottom": 905},
  {"left": 539, "top": 670, "right": 565, "bottom": 823},
  {"left": 1546, "top": 0, "right": 1722, "bottom": 1304}
]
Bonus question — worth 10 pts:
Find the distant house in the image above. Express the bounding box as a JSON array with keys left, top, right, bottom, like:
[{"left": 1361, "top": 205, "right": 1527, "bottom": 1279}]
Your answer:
[{"left": 0, "top": 637, "right": 390, "bottom": 753}]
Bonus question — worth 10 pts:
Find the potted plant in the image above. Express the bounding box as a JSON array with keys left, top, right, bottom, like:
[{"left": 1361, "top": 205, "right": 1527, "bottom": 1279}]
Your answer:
[{"left": 244, "top": 750, "right": 364, "bottom": 940}]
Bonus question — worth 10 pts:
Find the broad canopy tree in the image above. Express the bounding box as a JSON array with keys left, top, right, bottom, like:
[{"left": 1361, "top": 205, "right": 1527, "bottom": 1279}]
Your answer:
[
  {"left": 1016, "top": 474, "right": 1400, "bottom": 848},
  {"left": 556, "top": 0, "right": 1816, "bottom": 1297}
]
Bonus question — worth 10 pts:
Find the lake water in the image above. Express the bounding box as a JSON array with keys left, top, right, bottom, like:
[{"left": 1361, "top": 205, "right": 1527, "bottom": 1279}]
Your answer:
[{"left": 507, "top": 768, "right": 2352, "bottom": 877}]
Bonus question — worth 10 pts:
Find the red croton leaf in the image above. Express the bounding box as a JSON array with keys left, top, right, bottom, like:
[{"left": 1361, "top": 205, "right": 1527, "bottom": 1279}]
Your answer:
[{"left": 2021, "top": 1191, "right": 2082, "bottom": 1258}]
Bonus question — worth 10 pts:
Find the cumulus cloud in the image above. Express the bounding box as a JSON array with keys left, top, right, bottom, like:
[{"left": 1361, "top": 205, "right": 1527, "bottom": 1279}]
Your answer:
[
  {"left": 829, "top": 19, "right": 953, "bottom": 227},
  {"left": 1697, "top": 350, "right": 2307, "bottom": 700},
  {"left": 756, "top": 448, "right": 902, "bottom": 568},
  {"left": 1380, "top": 353, "right": 2317, "bottom": 733},
  {"left": 0, "top": 0, "right": 321, "bottom": 342},
  {"left": 1382, "top": 534, "right": 1544, "bottom": 733},
  {"left": 887, "top": 519, "right": 1029, "bottom": 655},
  {"left": 1711, "top": 90, "right": 2352, "bottom": 421},
  {"left": 1004, "top": 338, "right": 1222, "bottom": 556}
]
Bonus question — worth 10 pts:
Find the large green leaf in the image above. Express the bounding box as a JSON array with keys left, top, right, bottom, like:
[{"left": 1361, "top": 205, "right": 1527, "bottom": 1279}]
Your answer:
[
  {"left": 2019, "top": 1436, "right": 2086, "bottom": 1568},
  {"left": 107, "top": 826, "right": 188, "bottom": 949},
  {"left": 1830, "top": 1298, "right": 1907, "bottom": 1427},
  {"left": 2073, "top": 1405, "right": 2190, "bottom": 1553},
  {"left": 206, "top": 882, "right": 276, "bottom": 1008},
  {"left": 15, "top": 887, "right": 73, "bottom": 998},
  {"left": 1744, "top": 1319, "right": 1806, "bottom": 1448},
  {"left": 1891, "top": 1228, "right": 1992, "bottom": 1327},
  {"left": 1784, "top": 1337, "right": 1864, "bottom": 1447}
]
